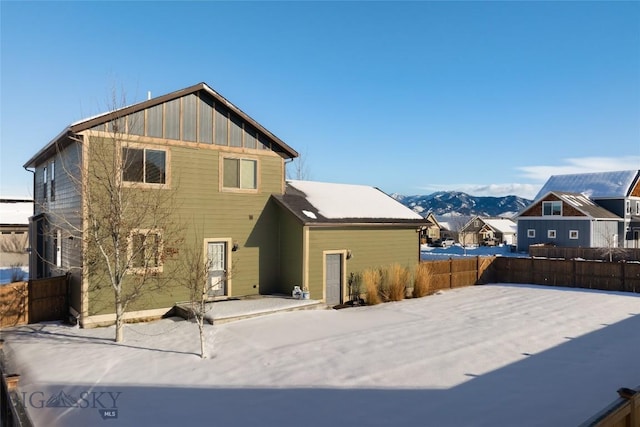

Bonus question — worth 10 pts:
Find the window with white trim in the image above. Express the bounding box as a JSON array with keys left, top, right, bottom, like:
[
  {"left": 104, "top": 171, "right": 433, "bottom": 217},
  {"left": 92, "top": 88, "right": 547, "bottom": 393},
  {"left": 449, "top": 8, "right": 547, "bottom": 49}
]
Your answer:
[
  {"left": 122, "top": 148, "right": 166, "bottom": 184},
  {"left": 569, "top": 230, "right": 579, "bottom": 240},
  {"left": 527, "top": 229, "right": 535, "bottom": 238},
  {"left": 636, "top": 201, "right": 639, "bottom": 215},
  {"left": 223, "top": 158, "right": 257, "bottom": 190},
  {"left": 542, "top": 201, "right": 562, "bottom": 216},
  {"left": 128, "top": 229, "right": 163, "bottom": 273},
  {"left": 547, "top": 230, "right": 556, "bottom": 239}
]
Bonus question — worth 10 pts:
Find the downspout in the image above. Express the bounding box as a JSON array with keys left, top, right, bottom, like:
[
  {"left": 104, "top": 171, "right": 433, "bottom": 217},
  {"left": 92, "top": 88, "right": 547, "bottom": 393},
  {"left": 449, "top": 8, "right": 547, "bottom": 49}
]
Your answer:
[{"left": 23, "top": 166, "right": 36, "bottom": 280}]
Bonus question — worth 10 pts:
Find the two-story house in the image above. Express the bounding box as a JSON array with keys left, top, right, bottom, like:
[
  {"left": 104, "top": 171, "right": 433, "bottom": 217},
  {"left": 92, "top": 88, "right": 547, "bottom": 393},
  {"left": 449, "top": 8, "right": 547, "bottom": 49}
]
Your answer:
[
  {"left": 515, "top": 170, "right": 640, "bottom": 252},
  {"left": 24, "top": 82, "right": 426, "bottom": 327}
]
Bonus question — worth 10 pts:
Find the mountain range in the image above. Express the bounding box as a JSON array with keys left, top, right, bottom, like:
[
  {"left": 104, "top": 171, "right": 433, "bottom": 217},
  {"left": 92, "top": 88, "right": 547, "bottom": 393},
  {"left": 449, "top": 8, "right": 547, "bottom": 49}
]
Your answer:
[{"left": 392, "top": 191, "right": 532, "bottom": 218}]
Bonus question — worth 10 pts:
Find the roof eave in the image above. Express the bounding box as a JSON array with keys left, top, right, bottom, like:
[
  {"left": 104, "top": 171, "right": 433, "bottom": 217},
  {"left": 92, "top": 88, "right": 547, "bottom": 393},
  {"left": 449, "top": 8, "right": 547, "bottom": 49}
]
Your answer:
[{"left": 23, "top": 127, "right": 72, "bottom": 169}]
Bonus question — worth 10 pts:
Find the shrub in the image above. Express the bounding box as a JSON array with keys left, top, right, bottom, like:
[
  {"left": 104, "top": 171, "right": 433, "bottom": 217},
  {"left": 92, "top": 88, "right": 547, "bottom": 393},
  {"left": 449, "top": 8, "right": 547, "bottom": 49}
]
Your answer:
[
  {"left": 383, "top": 263, "right": 409, "bottom": 302},
  {"left": 362, "top": 269, "right": 381, "bottom": 305},
  {"left": 413, "top": 262, "right": 434, "bottom": 298},
  {"left": 10, "top": 264, "right": 26, "bottom": 283}
]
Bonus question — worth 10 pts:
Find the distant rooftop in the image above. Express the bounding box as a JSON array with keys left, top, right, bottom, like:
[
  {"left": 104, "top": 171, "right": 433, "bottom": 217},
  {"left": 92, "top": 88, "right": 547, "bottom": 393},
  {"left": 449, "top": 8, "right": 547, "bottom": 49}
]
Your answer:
[
  {"left": 534, "top": 170, "right": 639, "bottom": 200},
  {"left": 0, "top": 199, "right": 33, "bottom": 225}
]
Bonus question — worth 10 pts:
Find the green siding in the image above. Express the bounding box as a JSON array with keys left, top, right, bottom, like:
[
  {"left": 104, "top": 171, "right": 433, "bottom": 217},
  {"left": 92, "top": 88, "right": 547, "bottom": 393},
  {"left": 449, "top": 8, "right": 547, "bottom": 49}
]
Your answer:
[
  {"left": 86, "top": 136, "right": 286, "bottom": 316},
  {"left": 307, "top": 227, "right": 419, "bottom": 301},
  {"left": 277, "top": 207, "right": 304, "bottom": 295}
]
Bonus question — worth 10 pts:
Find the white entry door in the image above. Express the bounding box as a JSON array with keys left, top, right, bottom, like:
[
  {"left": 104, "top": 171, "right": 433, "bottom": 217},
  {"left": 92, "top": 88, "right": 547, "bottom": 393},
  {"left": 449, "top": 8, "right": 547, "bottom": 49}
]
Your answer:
[{"left": 207, "top": 242, "right": 227, "bottom": 297}]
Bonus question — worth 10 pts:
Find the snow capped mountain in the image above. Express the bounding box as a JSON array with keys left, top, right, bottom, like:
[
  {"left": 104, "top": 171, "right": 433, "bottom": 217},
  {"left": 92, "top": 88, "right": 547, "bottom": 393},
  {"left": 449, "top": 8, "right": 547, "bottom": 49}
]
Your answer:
[{"left": 392, "top": 191, "right": 532, "bottom": 217}]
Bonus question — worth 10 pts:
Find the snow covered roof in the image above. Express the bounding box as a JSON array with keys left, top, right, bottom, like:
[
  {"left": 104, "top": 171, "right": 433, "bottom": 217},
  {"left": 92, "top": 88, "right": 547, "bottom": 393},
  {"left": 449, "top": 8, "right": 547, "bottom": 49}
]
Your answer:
[
  {"left": 482, "top": 218, "right": 517, "bottom": 234},
  {"left": 274, "top": 180, "right": 425, "bottom": 224},
  {"left": 0, "top": 199, "right": 33, "bottom": 226},
  {"left": 534, "top": 170, "right": 639, "bottom": 200}
]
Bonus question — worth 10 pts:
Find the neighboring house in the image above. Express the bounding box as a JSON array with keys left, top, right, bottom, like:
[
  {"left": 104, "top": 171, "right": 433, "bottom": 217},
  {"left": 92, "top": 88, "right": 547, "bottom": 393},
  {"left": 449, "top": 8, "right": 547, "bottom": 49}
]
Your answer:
[
  {"left": 516, "top": 170, "right": 640, "bottom": 252},
  {"left": 0, "top": 199, "right": 32, "bottom": 269},
  {"left": 420, "top": 213, "right": 442, "bottom": 243},
  {"left": 435, "top": 215, "right": 473, "bottom": 242},
  {"left": 459, "top": 216, "right": 517, "bottom": 246},
  {"left": 23, "top": 82, "right": 427, "bottom": 326},
  {"left": 515, "top": 191, "right": 624, "bottom": 252}
]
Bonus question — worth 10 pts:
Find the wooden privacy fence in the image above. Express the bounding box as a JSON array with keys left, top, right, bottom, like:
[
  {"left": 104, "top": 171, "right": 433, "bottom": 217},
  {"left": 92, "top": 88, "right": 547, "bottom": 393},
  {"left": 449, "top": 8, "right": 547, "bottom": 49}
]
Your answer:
[
  {"left": 492, "top": 257, "right": 640, "bottom": 293},
  {"left": 0, "top": 282, "right": 28, "bottom": 328},
  {"left": 579, "top": 386, "right": 639, "bottom": 427},
  {"left": 0, "top": 275, "right": 69, "bottom": 328},
  {"left": 530, "top": 246, "right": 640, "bottom": 263},
  {"left": 423, "top": 256, "right": 495, "bottom": 291}
]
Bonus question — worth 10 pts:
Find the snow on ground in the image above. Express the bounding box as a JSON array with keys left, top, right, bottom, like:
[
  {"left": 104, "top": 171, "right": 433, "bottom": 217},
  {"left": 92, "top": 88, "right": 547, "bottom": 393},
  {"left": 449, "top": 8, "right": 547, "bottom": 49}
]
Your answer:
[
  {"left": 2, "top": 284, "right": 639, "bottom": 427},
  {"left": 421, "top": 243, "right": 527, "bottom": 260}
]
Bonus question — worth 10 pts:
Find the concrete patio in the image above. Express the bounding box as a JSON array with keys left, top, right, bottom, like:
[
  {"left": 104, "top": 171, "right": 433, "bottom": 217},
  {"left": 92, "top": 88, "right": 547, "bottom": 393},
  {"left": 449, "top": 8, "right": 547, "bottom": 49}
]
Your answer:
[{"left": 174, "top": 295, "right": 326, "bottom": 324}]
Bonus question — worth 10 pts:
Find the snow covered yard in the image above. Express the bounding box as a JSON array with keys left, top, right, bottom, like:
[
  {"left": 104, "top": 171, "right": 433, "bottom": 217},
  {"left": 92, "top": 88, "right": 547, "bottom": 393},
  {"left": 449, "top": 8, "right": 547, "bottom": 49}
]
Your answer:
[{"left": 2, "top": 284, "right": 639, "bottom": 427}]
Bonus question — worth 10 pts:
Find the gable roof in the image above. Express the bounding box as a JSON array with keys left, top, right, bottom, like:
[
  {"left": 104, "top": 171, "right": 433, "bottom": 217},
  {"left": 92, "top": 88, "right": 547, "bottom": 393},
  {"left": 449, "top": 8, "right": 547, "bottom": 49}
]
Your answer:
[
  {"left": 273, "top": 180, "right": 425, "bottom": 225},
  {"left": 482, "top": 218, "right": 517, "bottom": 234},
  {"left": 517, "top": 191, "right": 622, "bottom": 220},
  {"left": 25, "top": 82, "right": 298, "bottom": 168},
  {"left": 534, "top": 170, "right": 639, "bottom": 200}
]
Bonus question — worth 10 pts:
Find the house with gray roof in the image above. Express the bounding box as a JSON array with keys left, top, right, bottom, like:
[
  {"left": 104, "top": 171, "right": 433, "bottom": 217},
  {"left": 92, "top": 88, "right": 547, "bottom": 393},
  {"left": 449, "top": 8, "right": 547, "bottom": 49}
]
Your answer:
[{"left": 515, "top": 169, "right": 640, "bottom": 251}]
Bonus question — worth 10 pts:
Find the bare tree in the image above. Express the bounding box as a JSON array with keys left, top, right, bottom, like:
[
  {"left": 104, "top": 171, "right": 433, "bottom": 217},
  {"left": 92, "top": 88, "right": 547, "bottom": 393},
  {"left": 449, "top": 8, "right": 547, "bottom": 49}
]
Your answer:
[
  {"left": 177, "top": 233, "right": 214, "bottom": 359},
  {"left": 286, "top": 149, "right": 310, "bottom": 180},
  {"left": 48, "top": 88, "right": 182, "bottom": 342},
  {"left": 599, "top": 231, "right": 625, "bottom": 262}
]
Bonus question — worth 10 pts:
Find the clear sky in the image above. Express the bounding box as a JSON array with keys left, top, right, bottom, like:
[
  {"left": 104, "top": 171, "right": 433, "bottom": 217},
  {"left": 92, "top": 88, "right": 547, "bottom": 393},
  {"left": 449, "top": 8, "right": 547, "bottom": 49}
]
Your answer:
[{"left": 1, "top": 1, "right": 639, "bottom": 200}]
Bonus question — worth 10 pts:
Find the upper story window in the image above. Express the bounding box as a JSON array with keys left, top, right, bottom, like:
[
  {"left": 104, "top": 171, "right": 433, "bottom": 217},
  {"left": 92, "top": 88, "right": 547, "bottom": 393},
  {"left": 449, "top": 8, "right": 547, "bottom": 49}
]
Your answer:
[
  {"left": 547, "top": 230, "right": 556, "bottom": 239},
  {"left": 527, "top": 229, "right": 535, "bottom": 238},
  {"left": 626, "top": 200, "right": 631, "bottom": 215},
  {"left": 569, "top": 230, "right": 579, "bottom": 240},
  {"left": 542, "top": 201, "right": 562, "bottom": 216},
  {"left": 43, "top": 165, "right": 48, "bottom": 201},
  {"left": 223, "top": 157, "right": 257, "bottom": 190},
  {"left": 122, "top": 148, "right": 166, "bottom": 184},
  {"left": 636, "top": 201, "right": 640, "bottom": 215},
  {"left": 50, "top": 161, "right": 56, "bottom": 201}
]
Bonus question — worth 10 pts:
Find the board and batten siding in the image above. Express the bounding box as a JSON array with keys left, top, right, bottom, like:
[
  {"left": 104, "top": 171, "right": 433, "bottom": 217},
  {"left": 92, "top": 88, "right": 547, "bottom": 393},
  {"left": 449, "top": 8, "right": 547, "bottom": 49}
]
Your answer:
[{"left": 306, "top": 227, "right": 419, "bottom": 302}]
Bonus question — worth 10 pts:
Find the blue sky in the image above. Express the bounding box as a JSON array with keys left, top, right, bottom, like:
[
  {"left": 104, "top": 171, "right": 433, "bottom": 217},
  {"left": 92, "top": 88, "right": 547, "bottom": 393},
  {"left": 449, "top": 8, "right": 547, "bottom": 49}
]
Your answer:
[{"left": 1, "top": 1, "right": 639, "bottom": 200}]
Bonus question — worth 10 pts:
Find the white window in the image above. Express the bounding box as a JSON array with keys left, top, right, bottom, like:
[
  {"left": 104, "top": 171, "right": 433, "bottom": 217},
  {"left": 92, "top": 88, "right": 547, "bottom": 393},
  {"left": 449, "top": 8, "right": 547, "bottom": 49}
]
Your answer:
[
  {"left": 55, "top": 230, "right": 62, "bottom": 267},
  {"left": 547, "top": 230, "right": 556, "bottom": 239},
  {"left": 542, "top": 201, "right": 562, "bottom": 216},
  {"left": 636, "top": 201, "right": 639, "bottom": 215},
  {"left": 527, "top": 229, "right": 535, "bottom": 238},
  {"left": 569, "top": 230, "right": 579, "bottom": 240},
  {"left": 128, "top": 229, "right": 163, "bottom": 273},
  {"left": 626, "top": 200, "right": 631, "bottom": 214},
  {"left": 223, "top": 158, "right": 257, "bottom": 190}
]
